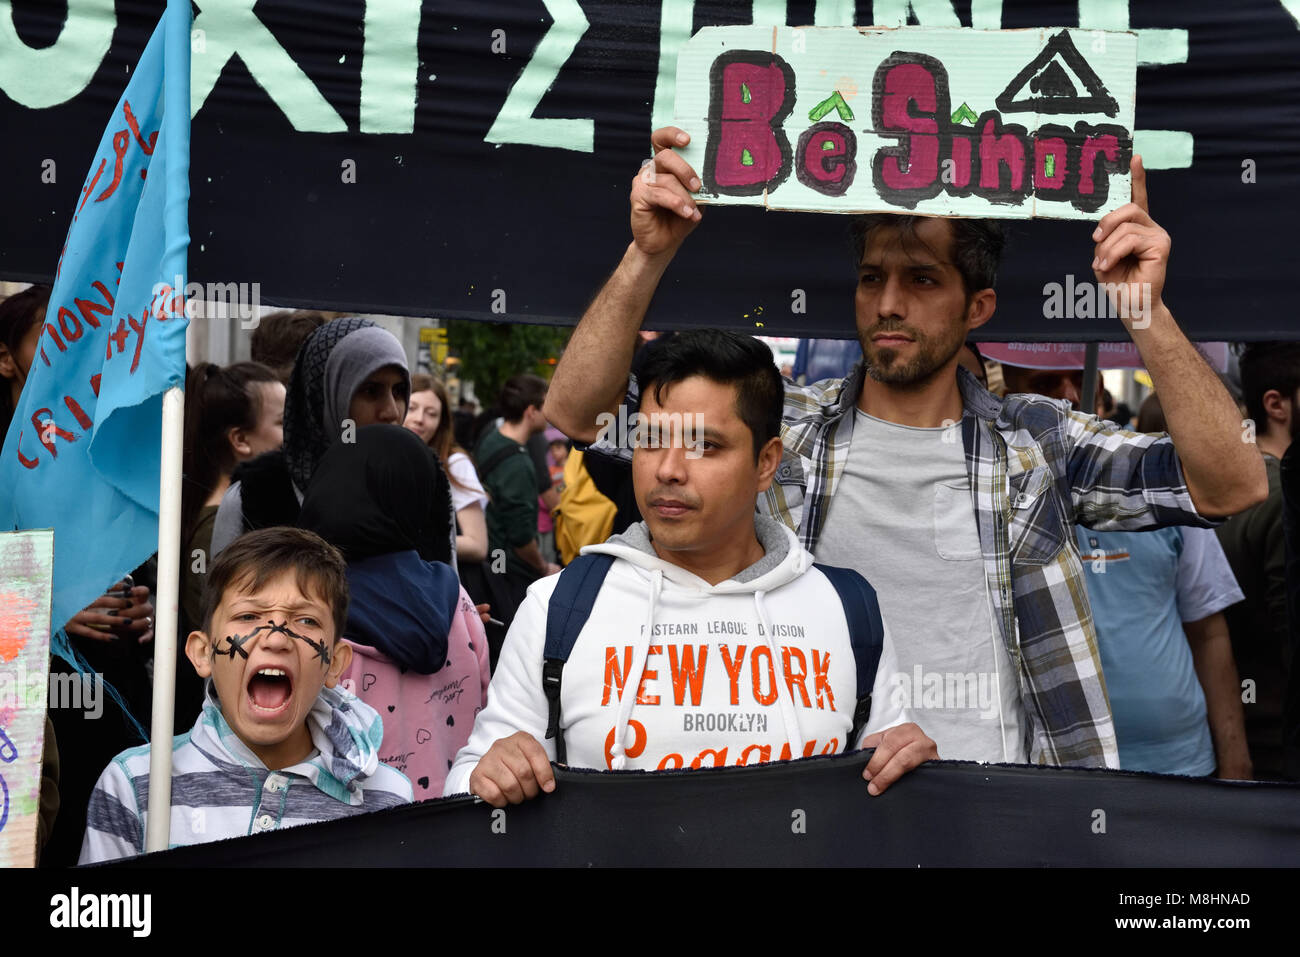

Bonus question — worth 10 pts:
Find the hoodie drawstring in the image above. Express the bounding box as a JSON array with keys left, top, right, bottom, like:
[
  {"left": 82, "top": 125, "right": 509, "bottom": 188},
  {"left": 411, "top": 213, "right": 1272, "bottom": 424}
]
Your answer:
[
  {"left": 610, "top": 569, "right": 663, "bottom": 770},
  {"left": 754, "top": 589, "right": 806, "bottom": 757}
]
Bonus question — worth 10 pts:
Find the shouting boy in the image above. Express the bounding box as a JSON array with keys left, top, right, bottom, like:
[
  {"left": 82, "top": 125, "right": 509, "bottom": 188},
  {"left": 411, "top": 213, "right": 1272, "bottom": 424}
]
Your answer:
[{"left": 80, "top": 527, "right": 412, "bottom": 863}]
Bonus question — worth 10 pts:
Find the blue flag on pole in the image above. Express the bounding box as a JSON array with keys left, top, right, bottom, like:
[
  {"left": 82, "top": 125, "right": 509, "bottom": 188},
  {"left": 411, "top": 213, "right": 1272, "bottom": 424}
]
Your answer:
[{"left": 0, "top": 3, "right": 191, "bottom": 655}]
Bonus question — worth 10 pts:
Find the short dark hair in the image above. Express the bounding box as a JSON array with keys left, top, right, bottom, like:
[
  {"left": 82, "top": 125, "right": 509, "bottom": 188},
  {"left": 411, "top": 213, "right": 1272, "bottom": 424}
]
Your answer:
[
  {"left": 631, "top": 330, "right": 782, "bottom": 461},
  {"left": 201, "top": 527, "right": 348, "bottom": 639},
  {"left": 250, "top": 311, "right": 330, "bottom": 384},
  {"left": 497, "top": 374, "right": 549, "bottom": 423},
  {"left": 849, "top": 215, "right": 1005, "bottom": 294},
  {"left": 1239, "top": 343, "right": 1300, "bottom": 430}
]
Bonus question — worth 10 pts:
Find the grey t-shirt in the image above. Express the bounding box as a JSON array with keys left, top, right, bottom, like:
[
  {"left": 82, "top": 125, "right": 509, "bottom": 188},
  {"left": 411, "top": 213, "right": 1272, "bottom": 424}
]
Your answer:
[{"left": 813, "top": 408, "right": 1027, "bottom": 763}]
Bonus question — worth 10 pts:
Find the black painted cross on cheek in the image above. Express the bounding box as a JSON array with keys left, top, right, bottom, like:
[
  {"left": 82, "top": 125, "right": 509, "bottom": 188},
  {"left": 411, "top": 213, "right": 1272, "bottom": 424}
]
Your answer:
[{"left": 216, "top": 627, "right": 255, "bottom": 660}]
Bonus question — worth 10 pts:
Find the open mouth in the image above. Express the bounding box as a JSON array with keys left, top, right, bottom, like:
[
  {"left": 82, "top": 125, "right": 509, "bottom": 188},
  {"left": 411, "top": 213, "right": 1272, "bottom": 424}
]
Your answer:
[{"left": 247, "top": 667, "right": 293, "bottom": 715}]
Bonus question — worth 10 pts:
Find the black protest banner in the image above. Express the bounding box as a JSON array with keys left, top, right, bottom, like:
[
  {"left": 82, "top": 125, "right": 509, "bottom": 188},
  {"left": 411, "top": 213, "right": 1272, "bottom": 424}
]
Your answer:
[
  {"left": 115, "top": 752, "right": 1300, "bottom": 867},
  {"left": 1, "top": 1, "right": 1296, "bottom": 340}
]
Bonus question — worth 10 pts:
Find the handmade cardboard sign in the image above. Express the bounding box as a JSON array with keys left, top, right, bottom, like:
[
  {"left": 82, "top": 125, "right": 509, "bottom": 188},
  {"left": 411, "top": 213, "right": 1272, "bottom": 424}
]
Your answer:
[
  {"left": 0, "top": 530, "right": 55, "bottom": 867},
  {"left": 674, "top": 26, "right": 1137, "bottom": 220}
]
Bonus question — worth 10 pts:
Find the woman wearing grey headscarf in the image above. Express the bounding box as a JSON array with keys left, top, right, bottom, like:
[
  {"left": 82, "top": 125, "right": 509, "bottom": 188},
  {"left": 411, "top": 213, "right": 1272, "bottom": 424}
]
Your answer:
[{"left": 209, "top": 317, "right": 411, "bottom": 556}]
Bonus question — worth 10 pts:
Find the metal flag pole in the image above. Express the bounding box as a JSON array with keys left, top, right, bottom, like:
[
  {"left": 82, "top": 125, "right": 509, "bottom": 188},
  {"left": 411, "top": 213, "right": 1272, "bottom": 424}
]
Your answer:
[
  {"left": 145, "top": 0, "right": 192, "bottom": 854},
  {"left": 146, "top": 386, "right": 185, "bottom": 853}
]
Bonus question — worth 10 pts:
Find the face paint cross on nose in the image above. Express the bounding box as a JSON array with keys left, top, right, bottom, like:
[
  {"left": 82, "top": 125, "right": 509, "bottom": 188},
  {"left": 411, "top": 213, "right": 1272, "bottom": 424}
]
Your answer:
[{"left": 217, "top": 619, "right": 332, "bottom": 667}]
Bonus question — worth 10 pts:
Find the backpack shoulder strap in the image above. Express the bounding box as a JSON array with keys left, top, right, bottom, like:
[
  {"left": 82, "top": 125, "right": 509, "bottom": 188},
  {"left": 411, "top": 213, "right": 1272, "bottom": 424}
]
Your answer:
[
  {"left": 476, "top": 442, "right": 525, "bottom": 483},
  {"left": 812, "top": 562, "right": 885, "bottom": 751},
  {"left": 542, "top": 553, "right": 616, "bottom": 764}
]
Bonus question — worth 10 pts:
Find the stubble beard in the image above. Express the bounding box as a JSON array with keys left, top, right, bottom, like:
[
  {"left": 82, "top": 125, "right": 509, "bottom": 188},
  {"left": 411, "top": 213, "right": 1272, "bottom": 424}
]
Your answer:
[{"left": 859, "top": 321, "right": 967, "bottom": 389}]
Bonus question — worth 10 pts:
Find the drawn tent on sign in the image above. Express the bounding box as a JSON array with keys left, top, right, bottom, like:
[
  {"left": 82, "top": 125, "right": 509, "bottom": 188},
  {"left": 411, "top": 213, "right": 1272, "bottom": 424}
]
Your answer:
[{"left": 995, "top": 29, "right": 1120, "bottom": 118}]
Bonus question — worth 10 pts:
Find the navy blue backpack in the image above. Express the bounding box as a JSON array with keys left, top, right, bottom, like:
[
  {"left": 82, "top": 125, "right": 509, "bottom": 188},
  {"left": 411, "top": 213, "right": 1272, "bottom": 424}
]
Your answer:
[{"left": 541, "top": 553, "right": 886, "bottom": 763}]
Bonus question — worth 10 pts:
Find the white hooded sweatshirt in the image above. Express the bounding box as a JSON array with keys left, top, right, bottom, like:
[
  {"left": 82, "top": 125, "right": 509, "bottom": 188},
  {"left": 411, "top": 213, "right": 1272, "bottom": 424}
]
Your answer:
[{"left": 444, "top": 516, "right": 907, "bottom": 794}]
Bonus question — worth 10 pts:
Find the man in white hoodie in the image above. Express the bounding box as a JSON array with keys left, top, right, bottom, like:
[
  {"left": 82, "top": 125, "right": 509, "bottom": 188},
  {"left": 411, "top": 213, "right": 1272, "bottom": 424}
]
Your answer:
[{"left": 445, "top": 331, "right": 936, "bottom": 805}]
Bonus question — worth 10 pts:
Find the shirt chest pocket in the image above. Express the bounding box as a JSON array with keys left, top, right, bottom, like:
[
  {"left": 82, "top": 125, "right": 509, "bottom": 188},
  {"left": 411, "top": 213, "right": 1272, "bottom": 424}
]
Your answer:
[
  {"left": 933, "top": 480, "right": 982, "bottom": 561},
  {"left": 1006, "top": 461, "right": 1067, "bottom": 566}
]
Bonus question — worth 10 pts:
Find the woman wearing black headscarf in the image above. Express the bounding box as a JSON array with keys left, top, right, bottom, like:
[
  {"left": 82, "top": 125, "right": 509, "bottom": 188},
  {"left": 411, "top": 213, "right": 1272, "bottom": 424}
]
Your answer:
[
  {"left": 210, "top": 316, "right": 410, "bottom": 555},
  {"left": 298, "top": 425, "right": 488, "bottom": 796},
  {"left": 300, "top": 424, "right": 456, "bottom": 589}
]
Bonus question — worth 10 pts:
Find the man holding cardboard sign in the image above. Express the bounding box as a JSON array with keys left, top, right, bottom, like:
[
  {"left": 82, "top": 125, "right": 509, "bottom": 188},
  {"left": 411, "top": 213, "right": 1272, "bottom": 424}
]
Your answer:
[{"left": 545, "top": 115, "right": 1265, "bottom": 769}]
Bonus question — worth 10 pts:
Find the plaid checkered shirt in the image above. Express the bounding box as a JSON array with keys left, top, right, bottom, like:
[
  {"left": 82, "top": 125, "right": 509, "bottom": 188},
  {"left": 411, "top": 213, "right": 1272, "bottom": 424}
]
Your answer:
[{"left": 593, "top": 362, "right": 1217, "bottom": 768}]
